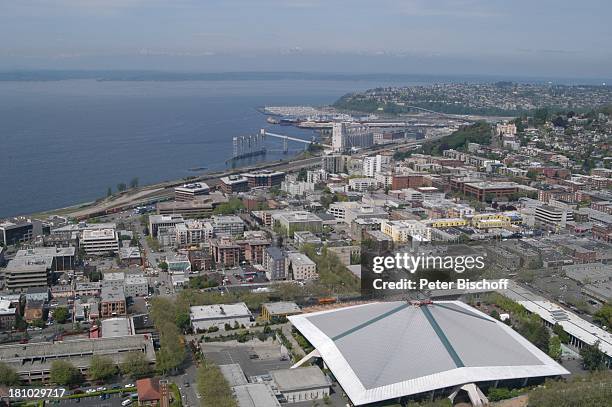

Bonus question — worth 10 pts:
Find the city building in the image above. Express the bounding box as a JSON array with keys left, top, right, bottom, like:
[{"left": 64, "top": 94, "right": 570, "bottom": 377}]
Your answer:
[
  {"left": 348, "top": 177, "right": 377, "bottom": 192},
  {"left": 14, "top": 247, "right": 76, "bottom": 271},
  {"left": 81, "top": 228, "right": 119, "bottom": 255},
  {"left": 331, "top": 122, "right": 374, "bottom": 152},
  {"left": 212, "top": 215, "right": 245, "bottom": 236},
  {"left": 463, "top": 181, "right": 519, "bottom": 202},
  {"left": 0, "top": 334, "right": 156, "bottom": 382},
  {"left": 271, "top": 211, "right": 322, "bottom": 236},
  {"left": 260, "top": 302, "right": 302, "bottom": 322},
  {"left": 100, "top": 285, "right": 126, "bottom": 318},
  {"left": 136, "top": 378, "right": 170, "bottom": 407},
  {"left": 362, "top": 154, "right": 391, "bottom": 177},
  {"left": 219, "top": 175, "right": 250, "bottom": 194},
  {"left": 381, "top": 219, "right": 431, "bottom": 242},
  {"left": 270, "top": 367, "right": 331, "bottom": 404},
  {"left": 174, "top": 182, "right": 210, "bottom": 201},
  {"left": 293, "top": 231, "right": 322, "bottom": 247},
  {"left": 0, "top": 300, "right": 17, "bottom": 330},
  {"left": 242, "top": 170, "right": 285, "bottom": 188},
  {"left": 321, "top": 154, "right": 345, "bottom": 174},
  {"left": 4, "top": 255, "right": 53, "bottom": 291},
  {"left": 156, "top": 197, "right": 223, "bottom": 218},
  {"left": 535, "top": 205, "right": 574, "bottom": 230},
  {"left": 125, "top": 274, "right": 149, "bottom": 297},
  {"left": 0, "top": 219, "right": 33, "bottom": 246},
  {"left": 175, "top": 220, "right": 213, "bottom": 247},
  {"left": 289, "top": 301, "right": 568, "bottom": 406},
  {"left": 210, "top": 237, "right": 242, "bottom": 267},
  {"left": 119, "top": 246, "right": 142, "bottom": 266},
  {"left": 286, "top": 252, "right": 317, "bottom": 281},
  {"left": 263, "top": 246, "right": 286, "bottom": 280},
  {"left": 148, "top": 214, "right": 184, "bottom": 237},
  {"left": 190, "top": 303, "right": 253, "bottom": 332}
]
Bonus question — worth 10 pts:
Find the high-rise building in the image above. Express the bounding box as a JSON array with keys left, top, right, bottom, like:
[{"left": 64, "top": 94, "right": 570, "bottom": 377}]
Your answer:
[
  {"left": 321, "top": 155, "right": 345, "bottom": 174},
  {"left": 362, "top": 154, "right": 392, "bottom": 177}
]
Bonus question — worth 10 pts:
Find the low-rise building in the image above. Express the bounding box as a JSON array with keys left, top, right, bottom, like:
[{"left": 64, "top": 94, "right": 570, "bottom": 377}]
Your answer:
[
  {"left": 0, "top": 334, "right": 156, "bottom": 382},
  {"left": 270, "top": 366, "right": 331, "bottom": 404},
  {"left": 100, "top": 285, "right": 126, "bottom": 318},
  {"left": 272, "top": 211, "right": 322, "bottom": 236},
  {"left": 261, "top": 302, "right": 302, "bottom": 322},
  {"left": 174, "top": 182, "right": 210, "bottom": 201},
  {"left": 286, "top": 252, "right": 317, "bottom": 281},
  {"left": 0, "top": 299, "right": 17, "bottom": 330},
  {"left": 5, "top": 255, "right": 52, "bottom": 292},
  {"left": 81, "top": 228, "right": 119, "bottom": 255},
  {"left": 125, "top": 274, "right": 149, "bottom": 297},
  {"left": 190, "top": 303, "right": 253, "bottom": 332},
  {"left": 381, "top": 219, "right": 431, "bottom": 242},
  {"left": 219, "top": 175, "right": 249, "bottom": 194},
  {"left": 212, "top": 215, "right": 245, "bottom": 236}
]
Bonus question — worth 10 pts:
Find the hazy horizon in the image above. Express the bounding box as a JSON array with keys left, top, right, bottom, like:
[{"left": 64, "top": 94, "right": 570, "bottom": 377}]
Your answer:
[{"left": 1, "top": 1, "right": 611, "bottom": 79}]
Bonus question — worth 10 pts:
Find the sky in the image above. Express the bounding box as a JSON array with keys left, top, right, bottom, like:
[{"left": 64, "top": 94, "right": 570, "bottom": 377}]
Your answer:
[{"left": 1, "top": 0, "right": 611, "bottom": 79}]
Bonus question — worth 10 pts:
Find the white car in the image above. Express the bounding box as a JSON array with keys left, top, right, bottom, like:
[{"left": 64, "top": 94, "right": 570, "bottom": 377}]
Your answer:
[{"left": 124, "top": 383, "right": 135, "bottom": 388}]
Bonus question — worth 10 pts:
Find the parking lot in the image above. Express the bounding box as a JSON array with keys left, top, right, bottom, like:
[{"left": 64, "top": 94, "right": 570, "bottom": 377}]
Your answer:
[{"left": 201, "top": 339, "right": 292, "bottom": 377}]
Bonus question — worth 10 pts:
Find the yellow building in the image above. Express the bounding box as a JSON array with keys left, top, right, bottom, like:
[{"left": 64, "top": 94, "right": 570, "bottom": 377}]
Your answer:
[
  {"left": 471, "top": 214, "right": 511, "bottom": 229},
  {"left": 424, "top": 218, "right": 468, "bottom": 228}
]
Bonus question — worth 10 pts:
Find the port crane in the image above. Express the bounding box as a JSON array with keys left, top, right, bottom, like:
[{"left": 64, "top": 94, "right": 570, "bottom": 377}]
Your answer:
[{"left": 230, "top": 129, "right": 329, "bottom": 161}]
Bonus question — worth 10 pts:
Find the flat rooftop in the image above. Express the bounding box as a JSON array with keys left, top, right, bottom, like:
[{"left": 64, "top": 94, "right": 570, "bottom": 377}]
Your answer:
[
  {"left": 190, "top": 302, "right": 252, "bottom": 320},
  {"left": 262, "top": 301, "right": 301, "bottom": 315},
  {"left": 233, "top": 384, "right": 280, "bottom": 407},
  {"left": 271, "top": 366, "right": 330, "bottom": 392}
]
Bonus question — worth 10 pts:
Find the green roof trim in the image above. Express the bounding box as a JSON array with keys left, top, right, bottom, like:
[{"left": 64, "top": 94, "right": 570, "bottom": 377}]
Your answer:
[
  {"left": 332, "top": 302, "right": 410, "bottom": 341},
  {"left": 434, "top": 303, "right": 497, "bottom": 323},
  {"left": 421, "top": 305, "right": 465, "bottom": 368}
]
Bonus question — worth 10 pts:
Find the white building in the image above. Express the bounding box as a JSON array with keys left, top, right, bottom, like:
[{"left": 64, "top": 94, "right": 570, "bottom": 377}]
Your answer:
[
  {"left": 124, "top": 274, "right": 148, "bottom": 297},
  {"left": 535, "top": 205, "right": 574, "bottom": 230},
  {"left": 362, "top": 154, "right": 392, "bottom": 177},
  {"left": 148, "top": 214, "right": 184, "bottom": 237},
  {"left": 381, "top": 219, "right": 431, "bottom": 242},
  {"left": 212, "top": 215, "right": 245, "bottom": 236},
  {"left": 81, "top": 228, "right": 119, "bottom": 255},
  {"left": 349, "top": 178, "right": 377, "bottom": 192},
  {"left": 174, "top": 182, "right": 210, "bottom": 201},
  {"left": 190, "top": 303, "right": 253, "bottom": 332},
  {"left": 286, "top": 252, "right": 317, "bottom": 281},
  {"left": 175, "top": 220, "right": 213, "bottom": 247}
]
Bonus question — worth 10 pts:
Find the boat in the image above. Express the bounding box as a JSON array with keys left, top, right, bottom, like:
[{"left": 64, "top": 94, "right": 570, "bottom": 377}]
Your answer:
[
  {"left": 266, "top": 116, "right": 281, "bottom": 124},
  {"left": 188, "top": 166, "right": 208, "bottom": 172}
]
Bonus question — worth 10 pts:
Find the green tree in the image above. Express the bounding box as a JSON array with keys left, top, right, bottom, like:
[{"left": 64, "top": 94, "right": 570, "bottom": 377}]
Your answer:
[
  {"left": 580, "top": 341, "right": 607, "bottom": 371},
  {"left": 130, "top": 177, "right": 139, "bottom": 189},
  {"left": 175, "top": 312, "right": 191, "bottom": 332},
  {"left": 117, "top": 183, "right": 127, "bottom": 192},
  {"left": 50, "top": 360, "right": 80, "bottom": 386},
  {"left": 52, "top": 307, "right": 69, "bottom": 324},
  {"left": 106, "top": 187, "right": 112, "bottom": 197},
  {"left": 552, "top": 323, "right": 570, "bottom": 344},
  {"left": 548, "top": 335, "right": 562, "bottom": 361},
  {"left": 593, "top": 303, "right": 612, "bottom": 330},
  {"left": 159, "top": 261, "right": 168, "bottom": 271},
  {"left": 0, "top": 362, "right": 20, "bottom": 385},
  {"left": 121, "top": 352, "right": 152, "bottom": 379},
  {"left": 196, "top": 361, "right": 237, "bottom": 407},
  {"left": 89, "top": 355, "right": 117, "bottom": 382}
]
